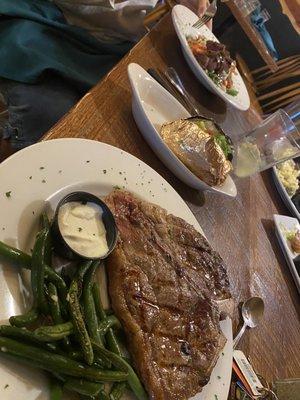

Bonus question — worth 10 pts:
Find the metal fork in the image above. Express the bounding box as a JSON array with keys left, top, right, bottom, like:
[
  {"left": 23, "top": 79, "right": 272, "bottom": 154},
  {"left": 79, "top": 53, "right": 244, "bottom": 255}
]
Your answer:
[{"left": 192, "top": 0, "right": 217, "bottom": 29}]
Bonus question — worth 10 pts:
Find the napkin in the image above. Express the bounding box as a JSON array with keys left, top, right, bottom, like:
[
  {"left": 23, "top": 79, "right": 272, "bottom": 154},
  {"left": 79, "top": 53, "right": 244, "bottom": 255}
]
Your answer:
[
  {"left": 0, "top": 0, "right": 132, "bottom": 92},
  {"left": 250, "top": 6, "right": 279, "bottom": 61}
]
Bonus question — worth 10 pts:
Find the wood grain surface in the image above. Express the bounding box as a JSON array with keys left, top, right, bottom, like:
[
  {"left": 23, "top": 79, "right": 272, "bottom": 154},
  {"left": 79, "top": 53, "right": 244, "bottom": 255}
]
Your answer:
[{"left": 44, "top": 14, "right": 300, "bottom": 383}]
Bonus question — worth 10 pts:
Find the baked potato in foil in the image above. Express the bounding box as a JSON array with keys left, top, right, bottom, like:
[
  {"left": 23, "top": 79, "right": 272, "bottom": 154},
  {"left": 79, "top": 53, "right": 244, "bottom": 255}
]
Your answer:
[{"left": 160, "top": 117, "right": 233, "bottom": 186}]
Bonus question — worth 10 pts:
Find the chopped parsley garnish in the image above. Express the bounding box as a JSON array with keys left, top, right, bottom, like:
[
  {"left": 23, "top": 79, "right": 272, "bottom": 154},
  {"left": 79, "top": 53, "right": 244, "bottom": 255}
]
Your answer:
[
  {"left": 42, "top": 179, "right": 46, "bottom": 183},
  {"left": 86, "top": 160, "right": 90, "bottom": 163},
  {"left": 29, "top": 176, "right": 32, "bottom": 180},
  {"left": 39, "top": 166, "right": 45, "bottom": 170},
  {"left": 226, "top": 88, "right": 239, "bottom": 97},
  {"left": 103, "top": 169, "right": 107, "bottom": 174},
  {"left": 78, "top": 227, "right": 82, "bottom": 232},
  {"left": 222, "top": 352, "right": 224, "bottom": 356},
  {"left": 93, "top": 234, "right": 96, "bottom": 236},
  {"left": 217, "top": 375, "right": 221, "bottom": 379},
  {"left": 58, "top": 170, "right": 62, "bottom": 174},
  {"left": 4, "top": 384, "right": 9, "bottom": 389},
  {"left": 5, "top": 191, "right": 11, "bottom": 198},
  {"left": 113, "top": 185, "right": 121, "bottom": 190},
  {"left": 214, "top": 395, "right": 218, "bottom": 400}
]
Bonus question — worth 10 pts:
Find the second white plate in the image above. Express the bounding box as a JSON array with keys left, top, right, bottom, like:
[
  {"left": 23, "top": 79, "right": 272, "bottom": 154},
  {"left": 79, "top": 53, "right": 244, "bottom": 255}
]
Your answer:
[{"left": 172, "top": 5, "right": 250, "bottom": 111}]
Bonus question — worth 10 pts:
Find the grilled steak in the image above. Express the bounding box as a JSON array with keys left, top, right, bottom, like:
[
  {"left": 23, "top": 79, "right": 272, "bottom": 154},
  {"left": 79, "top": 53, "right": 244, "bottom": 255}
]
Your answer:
[{"left": 106, "top": 190, "right": 232, "bottom": 400}]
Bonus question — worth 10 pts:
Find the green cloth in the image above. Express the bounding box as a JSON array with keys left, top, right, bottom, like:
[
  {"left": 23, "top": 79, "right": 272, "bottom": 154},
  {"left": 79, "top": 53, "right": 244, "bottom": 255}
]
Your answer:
[{"left": 0, "top": 0, "right": 132, "bottom": 92}]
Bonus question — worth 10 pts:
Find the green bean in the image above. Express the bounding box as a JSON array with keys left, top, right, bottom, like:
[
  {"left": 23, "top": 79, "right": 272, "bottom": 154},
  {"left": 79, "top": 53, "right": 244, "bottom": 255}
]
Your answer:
[
  {"left": 50, "top": 379, "right": 63, "bottom": 400},
  {"left": 77, "top": 260, "right": 93, "bottom": 282},
  {"left": 48, "top": 283, "right": 63, "bottom": 324},
  {"left": 0, "top": 240, "right": 32, "bottom": 266},
  {"left": 0, "top": 325, "right": 61, "bottom": 353},
  {"left": 69, "top": 277, "right": 93, "bottom": 365},
  {"left": 31, "top": 229, "right": 49, "bottom": 314},
  {"left": 60, "top": 266, "right": 72, "bottom": 287},
  {"left": 0, "top": 325, "right": 77, "bottom": 361},
  {"left": 41, "top": 212, "right": 51, "bottom": 230},
  {"left": 0, "top": 337, "right": 128, "bottom": 382},
  {"left": 68, "top": 350, "right": 83, "bottom": 361},
  {"left": 34, "top": 322, "right": 73, "bottom": 341},
  {"left": 99, "top": 390, "right": 111, "bottom": 400},
  {"left": 98, "top": 316, "right": 121, "bottom": 336},
  {"left": 92, "top": 283, "right": 122, "bottom": 357},
  {"left": 92, "top": 341, "right": 147, "bottom": 400},
  {"left": 0, "top": 241, "right": 67, "bottom": 310},
  {"left": 110, "top": 382, "right": 127, "bottom": 400},
  {"left": 40, "top": 213, "right": 52, "bottom": 266},
  {"left": 47, "top": 283, "right": 71, "bottom": 349},
  {"left": 64, "top": 378, "right": 103, "bottom": 397},
  {"left": 52, "top": 372, "right": 105, "bottom": 397},
  {"left": 9, "top": 308, "right": 39, "bottom": 328},
  {"left": 83, "top": 262, "right": 103, "bottom": 346}
]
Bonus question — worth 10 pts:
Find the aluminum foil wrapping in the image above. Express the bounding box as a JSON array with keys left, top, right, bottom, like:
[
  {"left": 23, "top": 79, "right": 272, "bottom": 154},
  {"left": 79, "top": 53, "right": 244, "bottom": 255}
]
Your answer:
[{"left": 160, "top": 119, "right": 232, "bottom": 186}]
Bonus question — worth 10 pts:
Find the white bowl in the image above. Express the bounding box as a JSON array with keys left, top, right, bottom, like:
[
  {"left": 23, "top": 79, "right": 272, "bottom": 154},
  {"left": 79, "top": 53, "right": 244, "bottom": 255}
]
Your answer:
[
  {"left": 172, "top": 5, "right": 250, "bottom": 111},
  {"left": 272, "top": 166, "right": 300, "bottom": 220},
  {"left": 128, "top": 63, "right": 237, "bottom": 197},
  {"left": 273, "top": 214, "right": 300, "bottom": 293}
]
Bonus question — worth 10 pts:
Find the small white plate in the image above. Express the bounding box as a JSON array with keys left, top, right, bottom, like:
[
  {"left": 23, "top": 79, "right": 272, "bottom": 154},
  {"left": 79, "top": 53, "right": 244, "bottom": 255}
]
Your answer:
[
  {"left": 0, "top": 139, "right": 232, "bottom": 400},
  {"left": 273, "top": 214, "right": 300, "bottom": 293},
  {"left": 172, "top": 5, "right": 250, "bottom": 111},
  {"left": 272, "top": 166, "right": 300, "bottom": 220},
  {"left": 128, "top": 63, "right": 237, "bottom": 197}
]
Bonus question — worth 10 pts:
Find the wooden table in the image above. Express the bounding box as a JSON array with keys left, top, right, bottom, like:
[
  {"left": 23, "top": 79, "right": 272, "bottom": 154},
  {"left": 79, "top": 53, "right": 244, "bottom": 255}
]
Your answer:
[
  {"left": 44, "top": 14, "right": 300, "bottom": 383},
  {"left": 225, "top": 0, "right": 279, "bottom": 72}
]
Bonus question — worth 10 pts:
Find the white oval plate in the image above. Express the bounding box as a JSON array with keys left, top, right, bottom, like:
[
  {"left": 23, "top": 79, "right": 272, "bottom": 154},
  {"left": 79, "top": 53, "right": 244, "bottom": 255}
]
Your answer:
[
  {"left": 273, "top": 214, "right": 300, "bottom": 293},
  {"left": 272, "top": 166, "right": 300, "bottom": 220},
  {"left": 172, "top": 5, "right": 250, "bottom": 111},
  {"left": 0, "top": 138, "right": 232, "bottom": 400},
  {"left": 128, "top": 63, "right": 237, "bottom": 197}
]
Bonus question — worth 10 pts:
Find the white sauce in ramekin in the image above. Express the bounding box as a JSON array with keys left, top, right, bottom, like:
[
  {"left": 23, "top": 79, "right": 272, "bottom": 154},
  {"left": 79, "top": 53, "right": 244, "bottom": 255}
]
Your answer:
[{"left": 58, "top": 202, "right": 108, "bottom": 258}]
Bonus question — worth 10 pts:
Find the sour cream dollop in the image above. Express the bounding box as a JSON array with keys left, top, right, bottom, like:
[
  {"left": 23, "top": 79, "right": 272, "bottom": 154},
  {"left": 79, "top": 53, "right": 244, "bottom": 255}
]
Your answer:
[{"left": 58, "top": 201, "right": 108, "bottom": 258}]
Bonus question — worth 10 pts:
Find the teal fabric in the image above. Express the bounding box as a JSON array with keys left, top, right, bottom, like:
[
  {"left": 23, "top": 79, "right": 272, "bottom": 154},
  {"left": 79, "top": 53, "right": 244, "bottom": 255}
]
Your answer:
[{"left": 0, "top": 0, "right": 132, "bottom": 92}]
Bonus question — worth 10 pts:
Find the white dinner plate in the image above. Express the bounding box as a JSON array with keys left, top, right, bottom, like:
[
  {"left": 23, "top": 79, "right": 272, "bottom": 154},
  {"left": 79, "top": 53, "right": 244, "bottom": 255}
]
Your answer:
[
  {"left": 172, "top": 5, "right": 250, "bottom": 111},
  {"left": 272, "top": 166, "right": 300, "bottom": 220},
  {"left": 0, "top": 138, "right": 232, "bottom": 400},
  {"left": 273, "top": 214, "right": 300, "bottom": 293},
  {"left": 128, "top": 63, "right": 237, "bottom": 197}
]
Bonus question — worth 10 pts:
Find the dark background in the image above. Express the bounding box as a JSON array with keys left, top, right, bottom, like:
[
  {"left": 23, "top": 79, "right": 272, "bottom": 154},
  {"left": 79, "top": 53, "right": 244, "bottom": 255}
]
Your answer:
[{"left": 214, "top": 0, "right": 300, "bottom": 69}]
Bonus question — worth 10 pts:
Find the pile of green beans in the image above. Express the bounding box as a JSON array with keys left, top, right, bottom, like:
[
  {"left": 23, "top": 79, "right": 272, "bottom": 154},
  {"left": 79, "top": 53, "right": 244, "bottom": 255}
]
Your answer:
[{"left": 0, "top": 215, "right": 147, "bottom": 400}]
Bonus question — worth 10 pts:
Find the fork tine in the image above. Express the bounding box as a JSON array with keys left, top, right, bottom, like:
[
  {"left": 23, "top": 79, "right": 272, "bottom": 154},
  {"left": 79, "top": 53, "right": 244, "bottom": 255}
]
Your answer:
[
  {"left": 194, "top": 15, "right": 210, "bottom": 29},
  {"left": 193, "top": 19, "right": 206, "bottom": 29},
  {"left": 197, "top": 15, "right": 211, "bottom": 26}
]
